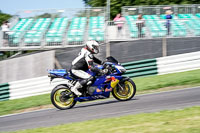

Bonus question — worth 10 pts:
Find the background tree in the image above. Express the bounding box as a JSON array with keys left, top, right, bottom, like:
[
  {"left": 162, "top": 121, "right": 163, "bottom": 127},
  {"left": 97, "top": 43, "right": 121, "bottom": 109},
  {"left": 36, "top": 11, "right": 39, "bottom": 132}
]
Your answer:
[{"left": 0, "top": 11, "right": 11, "bottom": 25}]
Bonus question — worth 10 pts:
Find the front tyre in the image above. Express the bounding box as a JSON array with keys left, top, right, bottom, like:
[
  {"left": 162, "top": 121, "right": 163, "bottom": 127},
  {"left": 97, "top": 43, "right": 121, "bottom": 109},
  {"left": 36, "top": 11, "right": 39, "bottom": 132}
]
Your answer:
[
  {"left": 112, "top": 79, "right": 136, "bottom": 101},
  {"left": 51, "top": 85, "right": 77, "bottom": 110}
]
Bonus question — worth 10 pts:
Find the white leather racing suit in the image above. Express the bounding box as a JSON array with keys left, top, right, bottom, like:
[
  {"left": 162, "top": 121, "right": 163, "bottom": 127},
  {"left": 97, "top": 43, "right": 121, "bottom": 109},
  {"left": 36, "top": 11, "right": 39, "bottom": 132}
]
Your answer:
[{"left": 70, "top": 47, "right": 103, "bottom": 83}]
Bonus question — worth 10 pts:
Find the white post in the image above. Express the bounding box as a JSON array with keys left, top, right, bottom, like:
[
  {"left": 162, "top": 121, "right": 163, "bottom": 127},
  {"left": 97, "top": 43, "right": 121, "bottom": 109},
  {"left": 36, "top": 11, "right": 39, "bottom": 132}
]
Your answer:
[
  {"left": 106, "top": 41, "right": 110, "bottom": 57},
  {"left": 106, "top": 0, "right": 111, "bottom": 57}
]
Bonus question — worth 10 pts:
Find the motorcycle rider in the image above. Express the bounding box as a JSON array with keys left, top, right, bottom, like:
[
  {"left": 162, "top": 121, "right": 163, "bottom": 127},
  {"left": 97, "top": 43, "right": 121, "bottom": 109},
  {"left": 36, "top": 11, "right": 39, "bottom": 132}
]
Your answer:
[{"left": 70, "top": 40, "right": 106, "bottom": 96}]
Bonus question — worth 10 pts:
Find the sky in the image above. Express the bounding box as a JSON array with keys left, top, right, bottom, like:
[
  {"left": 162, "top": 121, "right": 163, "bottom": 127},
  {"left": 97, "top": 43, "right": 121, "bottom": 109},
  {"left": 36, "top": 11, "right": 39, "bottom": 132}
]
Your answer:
[{"left": 0, "top": 0, "right": 85, "bottom": 15}]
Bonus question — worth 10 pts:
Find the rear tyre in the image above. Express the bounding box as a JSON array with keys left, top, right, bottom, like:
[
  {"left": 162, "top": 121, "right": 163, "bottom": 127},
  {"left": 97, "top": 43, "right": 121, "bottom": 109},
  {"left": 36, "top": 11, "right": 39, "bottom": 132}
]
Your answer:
[
  {"left": 51, "top": 85, "right": 77, "bottom": 110},
  {"left": 112, "top": 79, "right": 136, "bottom": 101}
]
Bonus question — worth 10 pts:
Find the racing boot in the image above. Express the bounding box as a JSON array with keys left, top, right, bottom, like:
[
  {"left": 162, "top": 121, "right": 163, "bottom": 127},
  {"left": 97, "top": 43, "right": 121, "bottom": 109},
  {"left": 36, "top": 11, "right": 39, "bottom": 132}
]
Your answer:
[{"left": 71, "top": 82, "right": 82, "bottom": 96}]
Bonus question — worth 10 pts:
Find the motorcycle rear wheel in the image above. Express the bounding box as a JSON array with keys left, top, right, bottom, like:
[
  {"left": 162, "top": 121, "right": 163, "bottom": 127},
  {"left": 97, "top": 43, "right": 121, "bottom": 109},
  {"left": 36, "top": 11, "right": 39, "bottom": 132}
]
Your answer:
[
  {"left": 51, "top": 85, "right": 77, "bottom": 110},
  {"left": 112, "top": 79, "right": 136, "bottom": 101}
]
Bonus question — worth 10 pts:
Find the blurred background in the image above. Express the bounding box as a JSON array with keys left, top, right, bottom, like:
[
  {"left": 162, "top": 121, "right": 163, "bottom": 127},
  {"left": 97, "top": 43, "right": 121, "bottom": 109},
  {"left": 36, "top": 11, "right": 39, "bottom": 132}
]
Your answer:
[{"left": 0, "top": 1, "right": 200, "bottom": 132}]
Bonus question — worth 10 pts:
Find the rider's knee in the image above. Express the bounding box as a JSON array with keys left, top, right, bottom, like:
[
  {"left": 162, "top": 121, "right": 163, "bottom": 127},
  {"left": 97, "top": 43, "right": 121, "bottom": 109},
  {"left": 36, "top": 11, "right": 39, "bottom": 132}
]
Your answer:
[
  {"left": 79, "top": 79, "right": 87, "bottom": 86},
  {"left": 79, "top": 76, "right": 94, "bottom": 86},
  {"left": 88, "top": 76, "right": 94, "bottom": 81}
]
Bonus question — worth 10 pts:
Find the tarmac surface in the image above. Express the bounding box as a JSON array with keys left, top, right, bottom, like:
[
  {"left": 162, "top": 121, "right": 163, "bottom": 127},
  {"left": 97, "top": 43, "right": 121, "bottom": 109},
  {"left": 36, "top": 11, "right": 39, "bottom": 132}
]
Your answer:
[{"left": 1, "top": 86, "right": 200, "bottom": 132}]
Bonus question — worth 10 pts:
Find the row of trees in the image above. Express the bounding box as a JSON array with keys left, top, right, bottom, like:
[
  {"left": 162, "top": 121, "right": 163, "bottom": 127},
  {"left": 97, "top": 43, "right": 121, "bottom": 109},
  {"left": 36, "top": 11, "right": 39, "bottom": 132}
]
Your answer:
[
  {"left": 0, "top": 10, "right": 11, "bottom": 25},
  {"left": 0, "top": 10, "right": 13, "bottom": 59},
  {"left": 83, "top": 0, "right": 200, "bottom": 19}
]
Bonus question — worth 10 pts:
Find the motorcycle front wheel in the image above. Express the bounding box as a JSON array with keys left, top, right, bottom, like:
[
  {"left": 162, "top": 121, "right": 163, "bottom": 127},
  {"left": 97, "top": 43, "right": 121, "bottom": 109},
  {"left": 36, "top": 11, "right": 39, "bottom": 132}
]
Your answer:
[
  {"left": 51, "top": 85, "right": 77, "bottom": 110},
  {"left": 112, "top": 79, "right": 136, "bottom": 101}
]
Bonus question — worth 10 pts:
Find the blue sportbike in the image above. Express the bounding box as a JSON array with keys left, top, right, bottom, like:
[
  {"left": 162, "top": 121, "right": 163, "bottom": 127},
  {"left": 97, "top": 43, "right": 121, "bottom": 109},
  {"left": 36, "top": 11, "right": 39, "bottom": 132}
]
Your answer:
[{"left": 48, "top": 56, "right": 136, "bottom": 110}]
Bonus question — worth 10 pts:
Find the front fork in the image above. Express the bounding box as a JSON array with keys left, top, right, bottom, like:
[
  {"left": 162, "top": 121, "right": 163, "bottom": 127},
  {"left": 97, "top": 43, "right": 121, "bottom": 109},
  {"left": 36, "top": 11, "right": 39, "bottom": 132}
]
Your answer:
[{"left": 116, "top": 76, "right": 130, "bottom": 91}]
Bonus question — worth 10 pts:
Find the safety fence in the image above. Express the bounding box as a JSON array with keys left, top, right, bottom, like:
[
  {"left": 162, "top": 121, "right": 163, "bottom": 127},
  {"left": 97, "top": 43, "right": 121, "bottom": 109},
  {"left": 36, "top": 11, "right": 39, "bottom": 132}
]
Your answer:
[
  {"left": 0, "top": 83, "right": 9, "bottom": 101},
  {"left": 122, "top": 5, "right": 200, "bottom": 16},
  {"left": 0, "top": 16, "right": 106, "bottom": 49},
  {"left": 106, "top": 17, "right": 200, "bottom": 41},
  {"left": 122, "top": 58, "right": 158, "bottom": 77},
  {"left": 0, "top": 76, "right": 67, "bottom": 101},
  {"left": 122, "top": 51, "right": 200, "bottom": 78},
  {"left": 0, "top": 51, "right": 200, "bottom": 101}
]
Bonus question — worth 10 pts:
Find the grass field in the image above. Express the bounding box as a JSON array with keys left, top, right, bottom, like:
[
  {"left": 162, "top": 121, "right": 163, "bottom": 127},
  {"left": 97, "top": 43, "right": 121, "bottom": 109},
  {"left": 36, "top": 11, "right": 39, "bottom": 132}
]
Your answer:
[
  {"left": 8, "top": 106, "right": 200, "bottom": 133},
  {"left": 0, "top": 69, "right": 200, "bottom": 116},
  {"left": 134, "top": 69, "right": 200, "bottom": 92}
]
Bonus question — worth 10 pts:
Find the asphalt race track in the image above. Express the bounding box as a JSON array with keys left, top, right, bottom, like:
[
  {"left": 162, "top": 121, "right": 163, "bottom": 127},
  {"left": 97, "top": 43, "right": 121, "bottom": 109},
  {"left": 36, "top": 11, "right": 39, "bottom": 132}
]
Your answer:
[{"left": 1, "top": 87, "right": 200, "bottom": 132}]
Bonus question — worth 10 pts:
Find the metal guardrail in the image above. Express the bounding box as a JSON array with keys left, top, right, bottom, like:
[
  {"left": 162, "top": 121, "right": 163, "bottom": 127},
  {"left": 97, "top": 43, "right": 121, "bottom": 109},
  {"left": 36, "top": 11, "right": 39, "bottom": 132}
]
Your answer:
[
  {"left": 105, "top": 17, "right": 200, "bottom": 41},
  {"left": 3, "top": 30, "right": 85, "bottom": 46},
  {"left": 122, "top": 4, "right": 200, "bottom": 16},
  {"left": 0, "top": 26, "right": 106, "bottom": 50}
]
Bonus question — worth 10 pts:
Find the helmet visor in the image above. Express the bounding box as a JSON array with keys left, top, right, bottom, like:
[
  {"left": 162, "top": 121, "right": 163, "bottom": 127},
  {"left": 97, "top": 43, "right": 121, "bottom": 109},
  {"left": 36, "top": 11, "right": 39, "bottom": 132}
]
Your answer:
[{"left": 92, "top": 45, "right": 99, "bottom": 54}]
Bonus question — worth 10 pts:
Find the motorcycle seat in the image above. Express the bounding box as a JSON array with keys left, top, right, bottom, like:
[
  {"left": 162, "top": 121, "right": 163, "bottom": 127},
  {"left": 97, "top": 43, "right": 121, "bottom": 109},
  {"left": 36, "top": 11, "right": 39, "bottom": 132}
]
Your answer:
[{"left": 68, "top": 70, "right": 81, "bottom": 80}]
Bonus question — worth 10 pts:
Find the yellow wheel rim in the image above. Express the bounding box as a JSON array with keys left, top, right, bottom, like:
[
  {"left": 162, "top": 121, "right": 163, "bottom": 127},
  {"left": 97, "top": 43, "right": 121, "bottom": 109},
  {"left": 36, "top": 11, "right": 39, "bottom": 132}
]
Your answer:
[
  {"left": 53, "top": 88, "right": 74, "bottom": 108},
  {"left": 113, "top": 81, "right": 134, "bottom": 100}
]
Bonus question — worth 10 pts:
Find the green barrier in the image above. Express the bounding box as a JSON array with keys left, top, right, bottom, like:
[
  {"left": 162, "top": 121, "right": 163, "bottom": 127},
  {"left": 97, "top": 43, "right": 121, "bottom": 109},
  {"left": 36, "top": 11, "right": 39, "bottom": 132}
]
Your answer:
[
  {"left": 124, "top": 62, "right": 157, "bottom": 70},
  {"left": 0, "top": 94, "right": 9, "bottom": 101},
  {"left": 0, "top": 83, "right": 9, "bottom": 101},
  {"left": 122, "top": 58, "right": 156, "bottom": 67},
  {"left": 122, "top": 58, "right": 158, "bottom": 78},
  {"left": 0, "top": 83, "right": 9, "bottom": 90},
  {"left": 124, "top": 70, "right": 158, "bottom": 78},
  {"left": 126, "top": 66, "right": 157, "bottom": 74}
]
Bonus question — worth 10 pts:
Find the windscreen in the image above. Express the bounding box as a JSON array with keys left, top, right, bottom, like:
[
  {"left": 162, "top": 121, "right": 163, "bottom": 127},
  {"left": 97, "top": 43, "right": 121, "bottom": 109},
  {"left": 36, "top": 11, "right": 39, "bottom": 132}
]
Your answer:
[{"left": 106, "top": 56, "right": 119, "bottom": 64}]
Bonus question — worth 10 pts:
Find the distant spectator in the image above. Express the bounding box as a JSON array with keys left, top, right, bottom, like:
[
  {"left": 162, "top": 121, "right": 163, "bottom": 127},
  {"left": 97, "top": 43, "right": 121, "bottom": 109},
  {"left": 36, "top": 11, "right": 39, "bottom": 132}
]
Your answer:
[
  {"left": 1, "top": 21, "right": 10, "bottom": 45},
  {"left": 165, "top": 10, "right": 173, "bottom": 35},
  {"left": 136, "top": 14, "right": 145, "bottom": 38},
  {"left": 113, "top": 13, "right": 125, "bottom": 37}
]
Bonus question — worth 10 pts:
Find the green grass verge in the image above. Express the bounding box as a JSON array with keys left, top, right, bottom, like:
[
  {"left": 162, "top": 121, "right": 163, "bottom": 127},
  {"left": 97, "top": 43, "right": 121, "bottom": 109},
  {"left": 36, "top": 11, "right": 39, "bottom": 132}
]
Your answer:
[
  {"left": 0, "top": 69, "right": 200, "bottom": 116},
  {"left": 134, "top": 69, "right": 200, "bottom": 92},
  {"left": 8, "top": 106, "right": 200, "bottom": 133},
  {"left": 0, "top": 94, "right": 51, "bottom": 116}
]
